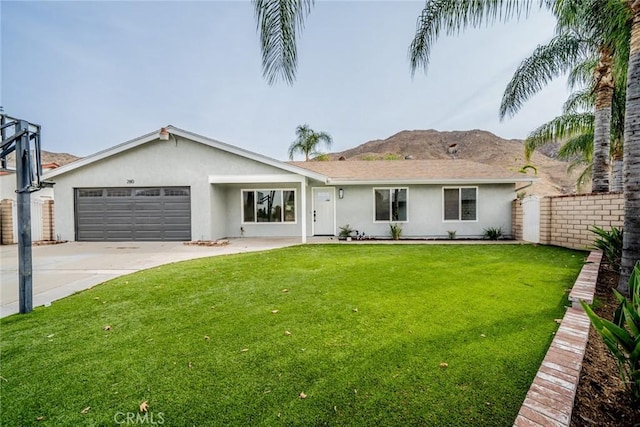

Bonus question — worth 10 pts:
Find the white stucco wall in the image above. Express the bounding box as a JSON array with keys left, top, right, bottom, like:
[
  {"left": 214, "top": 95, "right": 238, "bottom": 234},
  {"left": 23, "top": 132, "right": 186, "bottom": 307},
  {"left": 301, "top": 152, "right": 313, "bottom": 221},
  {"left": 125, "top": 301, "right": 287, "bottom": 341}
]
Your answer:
[
  {"left": 221, "top": 183, "right": 304, "bottom": 238},
  {"left": 1, "top": 173, "right": 54, "bottom": 201},
  {"left": 328, "top": 183, "right": 515, "bottom": 239},
  {"left": 50, "top": 136, "right": 304, "bottom": 241}
]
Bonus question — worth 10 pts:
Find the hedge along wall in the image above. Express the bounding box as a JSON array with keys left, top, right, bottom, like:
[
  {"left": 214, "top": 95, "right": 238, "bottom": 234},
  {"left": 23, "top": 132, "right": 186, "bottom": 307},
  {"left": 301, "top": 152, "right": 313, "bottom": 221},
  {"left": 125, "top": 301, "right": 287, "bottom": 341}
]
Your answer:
[{"left": 513, "top": 192, "right": 624, "bottom": 250}]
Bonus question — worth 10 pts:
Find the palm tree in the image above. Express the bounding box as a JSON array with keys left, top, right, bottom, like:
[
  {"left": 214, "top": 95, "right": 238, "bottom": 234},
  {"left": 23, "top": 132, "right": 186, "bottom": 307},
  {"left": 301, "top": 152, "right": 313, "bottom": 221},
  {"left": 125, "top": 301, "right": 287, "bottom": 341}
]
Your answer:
[
  {"left": 288, "top": 124, "right": 333, "bottom": 161},
  {"left": 524, "top": 85, "right": 626, "bottom": 192},
  {"left": 618, "top": 0, "right": 640, "bottom": 292},
  {"left": 497, "top": 2, "right": 629, "bottom": 193}
]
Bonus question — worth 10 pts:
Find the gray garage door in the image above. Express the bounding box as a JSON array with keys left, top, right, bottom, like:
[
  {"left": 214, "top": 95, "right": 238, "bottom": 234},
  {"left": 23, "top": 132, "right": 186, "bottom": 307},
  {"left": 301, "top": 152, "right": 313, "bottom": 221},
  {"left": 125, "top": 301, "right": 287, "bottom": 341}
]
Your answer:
[{"left": 75, "top": 187, "right": 191, "bottom": 241}]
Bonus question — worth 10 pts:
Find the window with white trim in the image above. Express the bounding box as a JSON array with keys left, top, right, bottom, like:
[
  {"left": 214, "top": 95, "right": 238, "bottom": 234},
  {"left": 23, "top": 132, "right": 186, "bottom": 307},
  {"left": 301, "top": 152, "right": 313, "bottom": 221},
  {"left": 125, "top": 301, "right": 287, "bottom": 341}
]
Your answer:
[
  {"left": 242, "top": 189, "right": 296, "bottom": 223},
  {"left": 443, "top": 187, "right": 477, "bottom": 221},
  {"left": 374, "top": 188, "right": 408, "bottom": 222}
]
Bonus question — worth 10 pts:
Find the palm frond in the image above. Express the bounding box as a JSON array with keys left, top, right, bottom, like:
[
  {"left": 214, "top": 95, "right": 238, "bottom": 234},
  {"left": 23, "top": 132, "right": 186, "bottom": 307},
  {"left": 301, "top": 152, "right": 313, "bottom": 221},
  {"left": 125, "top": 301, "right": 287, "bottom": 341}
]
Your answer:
[
  {"left": 563, "top": 88, "right": 595, "bottom": 113},
  {"left": 254, "top": 0, "right": 314, "bottom": 85},
  {"left": 558, "top": 132, "right": 594, "bottom": 160},
  {"left": 567, "top": 56, "right": 597, "bottom": 90},
  {"left": 524, "top": 112, "right": 593, "bottom": 160},
  {"left": 500, "top": 33, "right": 586, "bottom": 120},
  {"left": 409, "top": 0, "right": 536, "bottom": 76},
  {"left": 573, "top": 161, "right": 592, "bottom": 190}
]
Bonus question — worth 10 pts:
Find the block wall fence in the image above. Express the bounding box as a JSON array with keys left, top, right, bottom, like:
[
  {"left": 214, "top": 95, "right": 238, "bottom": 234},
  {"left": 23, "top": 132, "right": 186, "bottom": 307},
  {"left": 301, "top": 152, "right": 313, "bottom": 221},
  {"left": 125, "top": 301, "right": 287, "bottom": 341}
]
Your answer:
[
  {"left": 0, "top": 199, "right": 55, "bottom": 244},
  {"left": 512, "top": 192, "right": 625, "bottom": 250}
]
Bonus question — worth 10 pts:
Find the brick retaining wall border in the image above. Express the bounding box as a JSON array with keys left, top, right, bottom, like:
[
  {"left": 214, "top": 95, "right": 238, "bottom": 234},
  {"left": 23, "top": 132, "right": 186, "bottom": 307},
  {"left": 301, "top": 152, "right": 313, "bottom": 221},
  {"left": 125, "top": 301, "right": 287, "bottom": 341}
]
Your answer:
[{"left": 513, "top": 251, "right": 602, "bottom": 427}]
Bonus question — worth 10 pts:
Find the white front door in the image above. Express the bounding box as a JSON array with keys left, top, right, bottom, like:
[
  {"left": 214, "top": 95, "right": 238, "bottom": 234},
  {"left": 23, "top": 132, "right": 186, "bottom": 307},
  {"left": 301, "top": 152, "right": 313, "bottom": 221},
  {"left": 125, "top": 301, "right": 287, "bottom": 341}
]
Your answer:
[{"left": 312, "top": 187, "right": 335, "bottom": 235}]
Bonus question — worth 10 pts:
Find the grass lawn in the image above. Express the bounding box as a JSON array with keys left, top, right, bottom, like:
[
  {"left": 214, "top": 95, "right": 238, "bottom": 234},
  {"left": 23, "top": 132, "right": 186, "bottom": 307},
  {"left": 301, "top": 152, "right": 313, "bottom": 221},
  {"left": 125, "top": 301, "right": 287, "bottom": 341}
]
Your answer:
[{"left": 0, "top": 244, "right": 585, "bottom": 426}]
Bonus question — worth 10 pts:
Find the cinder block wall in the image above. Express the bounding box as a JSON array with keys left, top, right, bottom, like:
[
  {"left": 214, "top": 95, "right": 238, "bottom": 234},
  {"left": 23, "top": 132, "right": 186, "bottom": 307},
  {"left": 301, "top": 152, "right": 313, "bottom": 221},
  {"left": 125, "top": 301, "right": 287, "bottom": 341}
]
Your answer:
[
  {"left": 548, "top": 192, "right": 624, "bottom": 249},
  {"left": 511, "top": 200, "right": 523, "bottom": 241},
  {"left": 0, "top": 199, "right": 14, "bottom": 245},
  {"left": 539, "top": 197, "right": 552, "bottom": 245},
  {"left": 513, "top": 192, "right": 625, "bottom": 250},
  {"left": 42, "top": 200, "right": 55, "bottom": 241}
]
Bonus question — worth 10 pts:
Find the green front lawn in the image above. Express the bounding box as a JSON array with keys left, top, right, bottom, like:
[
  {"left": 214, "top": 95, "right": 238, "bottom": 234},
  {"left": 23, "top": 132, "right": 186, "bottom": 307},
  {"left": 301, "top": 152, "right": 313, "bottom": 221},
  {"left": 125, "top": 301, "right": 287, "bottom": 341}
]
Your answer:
[{"left": 0, "top": 244, "right": 585, "bottom": 426}]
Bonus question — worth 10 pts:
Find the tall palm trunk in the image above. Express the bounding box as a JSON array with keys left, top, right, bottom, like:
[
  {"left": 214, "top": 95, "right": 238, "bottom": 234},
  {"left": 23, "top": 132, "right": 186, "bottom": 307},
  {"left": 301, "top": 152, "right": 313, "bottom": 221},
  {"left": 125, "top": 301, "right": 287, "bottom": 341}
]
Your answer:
[
  {"left": 612, "top": 144, "right": 624, "bottom": 192},
  {"left": 619, "top": 0, "right": 640, "bottom": 293},
  {"left": 593, "top": 47, "right": 615, "bottom": 193}
]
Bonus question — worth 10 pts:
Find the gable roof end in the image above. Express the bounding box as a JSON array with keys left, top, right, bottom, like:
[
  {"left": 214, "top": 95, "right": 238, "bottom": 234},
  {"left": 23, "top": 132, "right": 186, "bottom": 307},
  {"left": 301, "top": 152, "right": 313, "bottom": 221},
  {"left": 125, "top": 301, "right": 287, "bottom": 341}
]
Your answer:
[{"left": 44, "top": 126, "right": 328, "bottom": 182}]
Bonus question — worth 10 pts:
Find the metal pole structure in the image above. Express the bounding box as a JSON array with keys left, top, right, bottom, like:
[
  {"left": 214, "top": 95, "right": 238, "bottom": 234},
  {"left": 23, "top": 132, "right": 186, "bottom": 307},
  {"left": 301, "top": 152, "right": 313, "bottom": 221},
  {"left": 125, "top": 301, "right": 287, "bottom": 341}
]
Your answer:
[{"left": 16, "top": 120, "right": 33, "bottom": 313}]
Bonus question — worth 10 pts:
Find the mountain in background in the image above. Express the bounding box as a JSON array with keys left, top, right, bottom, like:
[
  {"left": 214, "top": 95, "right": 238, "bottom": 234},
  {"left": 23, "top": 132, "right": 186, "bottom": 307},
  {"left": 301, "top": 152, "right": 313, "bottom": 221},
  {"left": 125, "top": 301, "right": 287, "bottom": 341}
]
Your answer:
[
  {"left": 3, "top": 150, "right": 81, "bottom": 168},
  {"left": 328, "top": 129, "right": 578, "bottom": 196},
  {"left": 5, "top": 130, "right": 577, "bottom": 196}
]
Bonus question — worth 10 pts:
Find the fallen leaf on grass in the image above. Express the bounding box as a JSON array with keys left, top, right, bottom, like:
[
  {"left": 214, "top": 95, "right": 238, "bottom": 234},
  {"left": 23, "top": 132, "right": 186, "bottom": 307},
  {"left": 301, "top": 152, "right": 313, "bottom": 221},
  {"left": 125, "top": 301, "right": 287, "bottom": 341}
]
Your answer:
[
  {"left": 284, "top": 331, "right": 292, "bottom": 336},
  {"left": 36, "top": 416, "right": 45, "bottom": 421},
  {"left": 281, "top": 289, "right": 288, "bottom": 293},
  {"left": 554, "top": 319, "right": 563, "bottom": 324},
  {"left": 480, "top": 334, "right": 486, "bottom": 338},
  {"left": 103, "top": 325, "right": 111, "bottom": 331},
  {"left": 271, "top": 310, "right": 279, "bottom": 314},
  {"left": 81, "top": 406, "right": 90, "bottom": 414},
  {"left": 352, "top": 308, "right": 358, "bottom": 313},
  {"left": 94, "top": 297, "right": 100, "bottom": 300},
  {"left": 46, "top": 334, "right": 55, "bottom": 338},
  {"left": 240, "top": 348, "right": 249, "bottom": 352},
  {"left": 204, "top": 335, "right": 210, "bottom": 341},
  {"left": 139, "top": 401, "right": 149, "bottom": 413},
  {"left": 299, "top": 392, "right": 307, "bottom": 399},
  {"left": 188, "top": 362, "right": 193, "bottom": 369},
  {"left": 439, "top": 362, "right": 448, "bottom": 368}
]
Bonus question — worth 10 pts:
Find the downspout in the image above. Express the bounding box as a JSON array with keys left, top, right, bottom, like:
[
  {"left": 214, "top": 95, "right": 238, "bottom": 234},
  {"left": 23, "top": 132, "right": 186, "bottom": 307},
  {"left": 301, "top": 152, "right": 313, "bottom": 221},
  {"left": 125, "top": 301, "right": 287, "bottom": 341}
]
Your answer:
[{"left": 515, "top": 180, "right": 535, "bottom": 194}]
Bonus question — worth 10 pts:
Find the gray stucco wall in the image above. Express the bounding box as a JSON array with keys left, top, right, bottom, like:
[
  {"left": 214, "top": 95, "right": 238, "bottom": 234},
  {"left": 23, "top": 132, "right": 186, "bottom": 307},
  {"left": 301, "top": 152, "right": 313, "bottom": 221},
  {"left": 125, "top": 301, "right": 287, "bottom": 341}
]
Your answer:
[{"left": 51, "top": 136, "right": 304, "bottom": 241}]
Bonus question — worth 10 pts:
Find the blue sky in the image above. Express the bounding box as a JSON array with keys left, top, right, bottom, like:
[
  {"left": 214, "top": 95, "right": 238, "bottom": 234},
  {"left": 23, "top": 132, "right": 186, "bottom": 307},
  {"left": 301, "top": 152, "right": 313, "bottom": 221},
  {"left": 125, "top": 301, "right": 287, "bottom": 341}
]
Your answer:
[{"left": 2, "top": 1, "right": 570, "bottom": 160}]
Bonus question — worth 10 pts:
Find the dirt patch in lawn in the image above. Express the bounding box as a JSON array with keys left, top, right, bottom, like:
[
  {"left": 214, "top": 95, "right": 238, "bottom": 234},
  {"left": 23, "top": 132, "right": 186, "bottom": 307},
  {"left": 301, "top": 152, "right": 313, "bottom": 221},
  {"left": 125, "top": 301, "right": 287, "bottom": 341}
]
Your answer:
[{"left": 570, "top": 264, "right": 640, "bottom": 426}]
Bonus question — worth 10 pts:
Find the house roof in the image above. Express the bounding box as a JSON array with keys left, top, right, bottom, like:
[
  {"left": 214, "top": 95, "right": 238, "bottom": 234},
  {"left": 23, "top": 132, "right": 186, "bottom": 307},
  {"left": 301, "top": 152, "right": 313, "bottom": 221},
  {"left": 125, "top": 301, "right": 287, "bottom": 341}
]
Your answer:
[
  {"left": 290, "top": 160, "right": 535, "bottom": 185},
  {"left": 44, "top": 126, "right": 327, "bottom": 182}
]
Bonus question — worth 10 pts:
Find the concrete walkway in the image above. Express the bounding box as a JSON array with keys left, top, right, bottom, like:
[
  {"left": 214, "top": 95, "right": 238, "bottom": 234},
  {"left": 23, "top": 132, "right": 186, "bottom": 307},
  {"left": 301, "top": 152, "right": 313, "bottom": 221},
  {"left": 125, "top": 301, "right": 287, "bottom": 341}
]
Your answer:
[{"left": 0, "top": 238, "right": 300, "bottom": 318}]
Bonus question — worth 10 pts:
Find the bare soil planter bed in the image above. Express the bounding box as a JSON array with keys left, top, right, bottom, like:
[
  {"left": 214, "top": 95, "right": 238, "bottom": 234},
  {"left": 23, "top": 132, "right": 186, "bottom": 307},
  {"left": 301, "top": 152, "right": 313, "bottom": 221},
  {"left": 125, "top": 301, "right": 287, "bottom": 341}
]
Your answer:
[{"left": 570, "top": 264, "right": 640, "bottom": 426}]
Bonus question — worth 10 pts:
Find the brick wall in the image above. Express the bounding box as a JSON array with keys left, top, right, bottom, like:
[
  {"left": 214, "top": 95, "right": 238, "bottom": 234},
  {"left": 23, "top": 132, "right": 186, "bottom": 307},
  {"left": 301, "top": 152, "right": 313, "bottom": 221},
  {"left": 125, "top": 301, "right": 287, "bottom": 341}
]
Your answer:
[{"left": 513, "top": 192, "right": 624, "bottom": 250}]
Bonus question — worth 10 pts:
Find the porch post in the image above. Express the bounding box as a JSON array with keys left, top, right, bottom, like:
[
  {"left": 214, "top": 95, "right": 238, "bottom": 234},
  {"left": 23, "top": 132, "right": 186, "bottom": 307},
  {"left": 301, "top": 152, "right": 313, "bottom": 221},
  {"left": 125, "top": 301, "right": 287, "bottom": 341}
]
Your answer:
[{"left": 300, "top": 177, "right": 307, "bottom": 243}]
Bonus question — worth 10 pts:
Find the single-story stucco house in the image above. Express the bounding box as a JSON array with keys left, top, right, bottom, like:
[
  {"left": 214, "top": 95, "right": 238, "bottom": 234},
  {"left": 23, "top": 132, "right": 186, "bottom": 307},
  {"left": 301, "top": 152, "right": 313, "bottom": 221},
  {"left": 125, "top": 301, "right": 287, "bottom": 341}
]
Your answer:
[{"left": 44, "top": 126, "right": 534, "bottom": 242}]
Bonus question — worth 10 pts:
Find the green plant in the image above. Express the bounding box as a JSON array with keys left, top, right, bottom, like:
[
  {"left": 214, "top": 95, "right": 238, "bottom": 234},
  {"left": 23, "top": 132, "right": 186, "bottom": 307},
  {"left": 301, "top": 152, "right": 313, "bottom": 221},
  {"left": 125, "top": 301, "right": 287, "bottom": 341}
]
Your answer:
[
  {"left": 389, "top": 223, "right": 402, "bottom": 240},
  {"left": 581, "top": 262, "right": 640, "bottom": 400},
  {"left": 483, "top": 226, "right": 503, "bottom": 240},
  {"left": 447, "top": 230, "right": 456, "bottom": 240},
  {"left": 312, "top": 153, "right": 330, "bottom": 161},
  {"left": 338, "top": 224, "right": 355, "bottom": 239},
  {"left": 382, "top": 153, "right": 402, "bottom": 160},
  {"left": 590, "top": 225, "right": 623, "bottom": 272}
]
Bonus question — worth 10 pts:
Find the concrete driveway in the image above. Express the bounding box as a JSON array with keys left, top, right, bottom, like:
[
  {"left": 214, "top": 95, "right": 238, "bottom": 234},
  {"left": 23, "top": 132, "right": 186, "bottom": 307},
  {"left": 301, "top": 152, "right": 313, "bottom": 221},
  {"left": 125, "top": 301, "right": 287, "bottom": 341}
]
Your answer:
[{"left": 0, "top": 238, "right": 300, "bottom": 318}]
